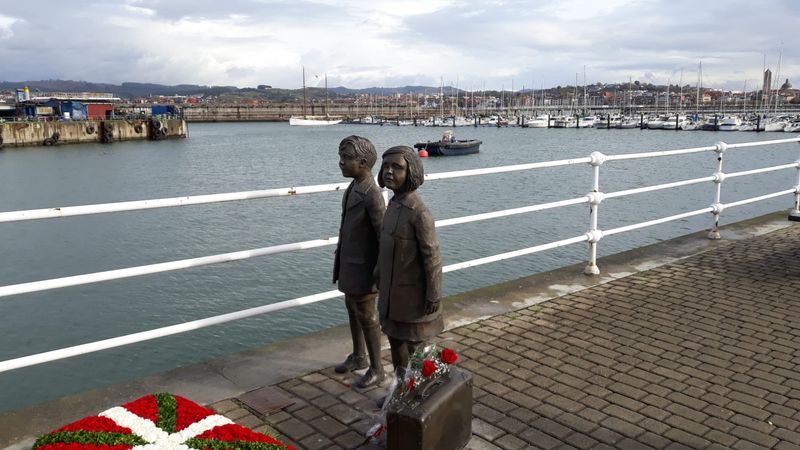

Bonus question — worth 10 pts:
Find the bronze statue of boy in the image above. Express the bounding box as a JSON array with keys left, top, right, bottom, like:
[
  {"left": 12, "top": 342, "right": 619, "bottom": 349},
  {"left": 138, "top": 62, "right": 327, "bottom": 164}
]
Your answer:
[
  {"left": 333, "top": 135, "right": 386, "bottom": 388},
  {"left": 377, "top": 145, "right": 444, "bottom": 377}
]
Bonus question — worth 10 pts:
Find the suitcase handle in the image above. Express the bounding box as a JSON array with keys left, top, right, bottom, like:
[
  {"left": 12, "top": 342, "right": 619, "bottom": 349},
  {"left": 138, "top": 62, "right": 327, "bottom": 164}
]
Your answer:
[{"left": 416, "top": 377, "right": 445, "bottom": 400}]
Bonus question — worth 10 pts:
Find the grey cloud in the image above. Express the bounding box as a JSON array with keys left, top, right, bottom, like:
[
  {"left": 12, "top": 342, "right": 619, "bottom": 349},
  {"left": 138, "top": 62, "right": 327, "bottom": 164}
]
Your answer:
[{"left": 0, "top": 0, "right": 797, "bottom": 90}]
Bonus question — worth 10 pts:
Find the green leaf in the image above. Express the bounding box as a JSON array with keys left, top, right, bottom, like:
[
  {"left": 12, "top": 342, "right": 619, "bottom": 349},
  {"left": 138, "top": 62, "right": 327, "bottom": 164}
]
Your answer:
[
  {"left": 155, "top": 392, "right": 177, "bottom": 433},
  {"left": 185, "top": 438, "right": 289, "bottom": 450},
  {"left": 33, "top": 431, "right": 146, "bottom": 448}
]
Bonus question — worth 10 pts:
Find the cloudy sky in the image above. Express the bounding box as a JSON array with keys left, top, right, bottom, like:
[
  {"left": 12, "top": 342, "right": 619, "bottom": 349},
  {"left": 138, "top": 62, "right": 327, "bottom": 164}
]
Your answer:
[{"left": 0, "top": 0, "right": 797, "bottom": 91}]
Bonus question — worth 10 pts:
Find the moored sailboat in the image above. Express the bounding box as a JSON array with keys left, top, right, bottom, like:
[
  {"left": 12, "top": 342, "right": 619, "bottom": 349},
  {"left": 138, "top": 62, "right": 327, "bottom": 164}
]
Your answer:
[{"left": 289, "top": 67, "right": 341, "bottom": 126}]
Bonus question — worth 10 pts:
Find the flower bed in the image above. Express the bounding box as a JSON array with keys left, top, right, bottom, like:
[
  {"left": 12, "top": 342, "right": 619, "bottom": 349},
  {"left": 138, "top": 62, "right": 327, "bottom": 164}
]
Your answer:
[{"left": 33, "top": 393, "right": 294, "bottom": 450}]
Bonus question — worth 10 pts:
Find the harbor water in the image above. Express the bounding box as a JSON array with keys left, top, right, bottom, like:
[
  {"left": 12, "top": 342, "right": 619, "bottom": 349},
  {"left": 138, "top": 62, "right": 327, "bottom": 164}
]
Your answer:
[{"left": 1, "top": 123, "right": 798, "bottom": 413}]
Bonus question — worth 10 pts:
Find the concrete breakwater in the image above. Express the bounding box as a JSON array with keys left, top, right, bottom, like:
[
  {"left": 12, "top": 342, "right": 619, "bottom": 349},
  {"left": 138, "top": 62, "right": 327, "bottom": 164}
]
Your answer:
[{"left": 0, "top": 118, "right": 187, "bottom": 149}]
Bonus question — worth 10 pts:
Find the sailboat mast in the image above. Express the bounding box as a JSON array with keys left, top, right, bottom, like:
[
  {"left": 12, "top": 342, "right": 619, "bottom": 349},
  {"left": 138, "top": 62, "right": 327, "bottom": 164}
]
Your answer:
[
  {"left": 583, "top": 65, "right": 587, "bottom": 113},
  {"left": 773, "top": 47, "right": 783, "bottom": 114},
  {"left": 678, "top": 69, "right": 684, "bottom": 113},
  {"left": 324, "top": 74, "right": 328, "bottom": 117},
  {"left": 742, "top": 79, "right": 747, "bottom": 115},
  {"left": 697, "top": 62, "right": 702, "bottom": 116},
  {"left": 440, "top": 77, "right": 444, "bottom": 122},
  {"left": 302, "top": 66, "right": 307, "bottom": 118}
]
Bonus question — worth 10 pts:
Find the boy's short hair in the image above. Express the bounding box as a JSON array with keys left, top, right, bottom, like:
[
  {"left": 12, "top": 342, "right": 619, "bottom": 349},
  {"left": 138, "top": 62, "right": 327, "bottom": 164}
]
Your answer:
[
  {"left": 339, "top": 135, "right": 377, "bottom": 169},
  {"left": 378, "top": 145, "right": 424, "bottom": 191}
]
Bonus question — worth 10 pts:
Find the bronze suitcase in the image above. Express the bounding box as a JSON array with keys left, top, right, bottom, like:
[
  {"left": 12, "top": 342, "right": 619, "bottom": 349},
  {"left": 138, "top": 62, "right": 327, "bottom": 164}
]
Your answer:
[{"left": 387, "top": 367, "right": 473, "bottom": 450}]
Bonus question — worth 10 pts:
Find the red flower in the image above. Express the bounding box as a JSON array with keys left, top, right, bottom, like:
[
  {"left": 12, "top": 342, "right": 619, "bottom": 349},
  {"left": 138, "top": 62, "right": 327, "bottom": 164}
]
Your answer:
[
  {"left": 439, "top": 348, "right": 458, "bottom": 365},
  {"left": 407, "top": 376, "right": 416, "bottom": 391},
  {"left": 195, "top": 423, "right": 288, "bottom": 446},
  {"left": 175, "top": 395, "right": 215, "bottom": 431},
  {"left": 55, "top": 416, "right": 131, "bottom": 434},
  {"left": 421, "top": 360, "right": 437, "bottom": 377},
  {"left": 121, "top": 395, "right": 158, "bottom": 422}
]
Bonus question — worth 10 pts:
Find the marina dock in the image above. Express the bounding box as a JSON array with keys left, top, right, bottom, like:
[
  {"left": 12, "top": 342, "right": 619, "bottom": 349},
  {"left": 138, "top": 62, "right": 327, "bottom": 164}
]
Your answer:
[
  {"left": 2, "top": 211, "right": 798, "bottom": 450},
  {"left": 0, "top": 118, "right": 186, "bottom": 148}
]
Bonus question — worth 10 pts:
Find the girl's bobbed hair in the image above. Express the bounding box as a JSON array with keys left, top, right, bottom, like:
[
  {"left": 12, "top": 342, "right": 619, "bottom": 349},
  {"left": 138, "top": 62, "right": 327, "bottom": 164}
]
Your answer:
[{"left": 378, "top": 145, "right": 424, "bottom": 191}]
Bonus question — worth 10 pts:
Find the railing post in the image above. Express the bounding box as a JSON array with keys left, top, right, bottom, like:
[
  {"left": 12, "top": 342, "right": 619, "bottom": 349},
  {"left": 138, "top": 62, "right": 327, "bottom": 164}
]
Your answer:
[
  {"left": 789, "top": 148, "right": 800, "bottom": 221},
  {"left": 584, "top": 152, "right": 606, "bottom": 275},
  {"left": 708, "top": 141, "right": 727, "bottom": 239}
]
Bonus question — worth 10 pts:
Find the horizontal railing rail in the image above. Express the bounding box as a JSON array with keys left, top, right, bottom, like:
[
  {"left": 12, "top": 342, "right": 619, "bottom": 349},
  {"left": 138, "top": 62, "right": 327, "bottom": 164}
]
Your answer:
[{"left": 1, "top": 136, "right": 799, "bottom": 373}]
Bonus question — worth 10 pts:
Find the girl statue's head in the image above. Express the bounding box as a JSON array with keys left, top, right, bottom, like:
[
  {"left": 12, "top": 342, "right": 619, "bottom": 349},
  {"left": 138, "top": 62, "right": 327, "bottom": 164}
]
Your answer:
[{"left": 378, "top": 145, "right": 425, "bottom": 193}]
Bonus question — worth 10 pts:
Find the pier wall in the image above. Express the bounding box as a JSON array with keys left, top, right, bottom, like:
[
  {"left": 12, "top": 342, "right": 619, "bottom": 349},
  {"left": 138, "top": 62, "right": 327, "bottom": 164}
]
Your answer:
[{"left": 0, "top": 118, "right": 187, "bottom": 149}]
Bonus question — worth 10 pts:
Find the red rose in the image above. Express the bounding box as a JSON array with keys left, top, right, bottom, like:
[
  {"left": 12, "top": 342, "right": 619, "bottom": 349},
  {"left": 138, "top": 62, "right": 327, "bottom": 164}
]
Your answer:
[
  {"left": 407, "top": 376, "right": 416, "bottom": 391},
  {"left": 422, "top": 360, "right": 437, "bottom": 377},
  {"left": 440, "top": 348, "right": 458, "bottom": 365}
]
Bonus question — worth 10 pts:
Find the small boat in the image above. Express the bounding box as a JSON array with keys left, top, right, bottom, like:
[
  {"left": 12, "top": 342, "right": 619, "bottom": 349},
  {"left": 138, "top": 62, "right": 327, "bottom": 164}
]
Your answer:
[
  {"left": 290, "top": 67, "right": 341, "bottom": 126},
  {"left": 718, "top": 116, "right": 741, "bottom": 131},
  {"left": 784, "top": 119, "right": 800, "bottom": 133},
  {"left": 414, "top": 130, "right": 481, "bottom": 156},
  {"left": 524, "top": 116, "right": 549, "bottom": 128},
  {"left": 289, "top": 117, "right": 342, "bottom": 126}
]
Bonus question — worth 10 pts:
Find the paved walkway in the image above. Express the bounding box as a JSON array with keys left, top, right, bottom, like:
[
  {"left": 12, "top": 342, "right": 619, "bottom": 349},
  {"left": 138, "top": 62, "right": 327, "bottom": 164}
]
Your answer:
[{"left": 209, "top": 223, "right": 800, "bottom": 449}]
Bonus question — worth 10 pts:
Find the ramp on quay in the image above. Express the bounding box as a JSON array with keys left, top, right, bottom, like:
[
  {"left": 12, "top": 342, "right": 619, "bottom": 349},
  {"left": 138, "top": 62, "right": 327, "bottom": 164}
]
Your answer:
[{"left": 2, "top": 212, "right": 799, "bottom": 449}]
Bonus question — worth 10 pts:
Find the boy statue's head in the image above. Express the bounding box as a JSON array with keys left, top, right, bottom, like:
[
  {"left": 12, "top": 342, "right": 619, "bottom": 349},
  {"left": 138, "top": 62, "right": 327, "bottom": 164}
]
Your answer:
[{"left": 338, "top": 135, "right": 377, "bottom": 179}]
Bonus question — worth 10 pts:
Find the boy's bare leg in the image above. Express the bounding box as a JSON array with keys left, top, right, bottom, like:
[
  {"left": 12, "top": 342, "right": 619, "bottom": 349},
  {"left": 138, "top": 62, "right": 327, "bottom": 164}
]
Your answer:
[{"left": 335, "top": 295, "right": 369, "bottom": 373}]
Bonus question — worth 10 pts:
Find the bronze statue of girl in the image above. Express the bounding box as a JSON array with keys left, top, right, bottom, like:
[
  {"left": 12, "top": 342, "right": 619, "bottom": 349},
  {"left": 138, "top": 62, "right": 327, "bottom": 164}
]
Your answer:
[{"left": 377, "top": 145, "right": 444, "bottom": 377}]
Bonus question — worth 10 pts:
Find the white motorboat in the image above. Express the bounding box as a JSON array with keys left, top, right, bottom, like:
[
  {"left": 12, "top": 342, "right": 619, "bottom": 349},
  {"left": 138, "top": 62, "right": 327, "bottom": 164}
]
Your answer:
[
  {"left": 764, "top": 118, "right": 787, "bottom": 132},
  {"left": 289, "top": 117, "right": 342, "bottom": 126},
  {"left": 552, "top": 116, "right": 576, "bottom": 128},
  {"left": 645, "top": 116, "right": 666, "bottom": 129},
  {"left": 525, "top": 116, "right": 549, "bottom": 128},
  {"left": 738, "top": 121, "right": 758, "bottom": 132},
  {"left": 615, "top": 118, "right": 640, "bottom": 129},
  {"left": 718, "top": 116, "right": 741, "bottom": 131},
  {"left": 577, "top": 116, "right": 596, "bottom": 128},
  {"left": 784, "top": 120, "right": 800, "bottom": 133}
]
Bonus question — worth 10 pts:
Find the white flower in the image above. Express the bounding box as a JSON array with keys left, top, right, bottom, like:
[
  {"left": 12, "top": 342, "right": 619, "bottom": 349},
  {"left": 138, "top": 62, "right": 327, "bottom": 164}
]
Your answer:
[{"left": 99, "top": 406, "right": 233, "bottom": 450}]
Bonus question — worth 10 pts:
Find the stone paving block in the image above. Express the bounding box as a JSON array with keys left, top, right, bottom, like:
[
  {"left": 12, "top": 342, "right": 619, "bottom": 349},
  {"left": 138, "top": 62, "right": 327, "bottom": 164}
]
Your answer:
[
  {"left": 308, "top": 415, "right": 349, "bottom": 438},
  {"left": 324, "top": 403, "right": 364, "bottom": 426},
  {"left": 298, "top": 434, "right": 336, "bottom": 450},
  {"left": 225, "top": 407, "right": 251, "bottom": 420},
  {"left": 293, "top": 405, "right": 325, "bottom": 422},
  {"left": 472, "top": 417, "right": 505, "bottom": 442},
  {"left": 333, "top": 430, "right": 367, "bottom": 449},
  {"left": 235, "top": 414, "right": 264, "bottom": 429},
  {"left": 495, "top": 417, "right": 527, "bottom": 435},
  {"left": 519, "top": 428, "right": 562, "bottom": 449},
  {"left": 493, "top": 433, "right": 528, "bottom": 450},
  {"left": 465, "top": 435, "right": 503, "bottom": 450},
  {"left": 208, "top": 399, "right": 238, "bottom": 413},
  {"left": 274, "top": 418, "right": 315, "bottom": 441}
]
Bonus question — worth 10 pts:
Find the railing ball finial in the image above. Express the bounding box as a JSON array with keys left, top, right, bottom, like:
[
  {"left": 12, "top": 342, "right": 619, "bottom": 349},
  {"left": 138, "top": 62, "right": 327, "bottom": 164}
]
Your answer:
[
  {"left": 714, "top": 141, "right": 728, "bottom": 154},
  {"left": 588, "top": 151, "right": 607, "bottom": 167},
  {"left": 586, "top": 192, "right": 605, "bottom": 205},
  {"left": 585, "top": 229, "right": 604, "bottom": 244}
]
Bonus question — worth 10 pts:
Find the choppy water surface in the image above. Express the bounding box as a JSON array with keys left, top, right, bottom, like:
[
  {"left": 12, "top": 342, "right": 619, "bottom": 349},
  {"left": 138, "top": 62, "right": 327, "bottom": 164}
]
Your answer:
[{"left": 1, "top": 123, "right": 798, "bottom": 412}]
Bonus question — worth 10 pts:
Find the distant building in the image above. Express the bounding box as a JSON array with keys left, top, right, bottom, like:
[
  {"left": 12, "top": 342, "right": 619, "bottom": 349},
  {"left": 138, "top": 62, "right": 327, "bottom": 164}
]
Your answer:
[
  {"left": 763, "top": 69, "right": 773, "bottom": 99},
  {"left": 781, "top": 78, "right": 792, "bottom": 90},
  {"left": 257, "top": 85, "right": 273, "bottom": 90}
]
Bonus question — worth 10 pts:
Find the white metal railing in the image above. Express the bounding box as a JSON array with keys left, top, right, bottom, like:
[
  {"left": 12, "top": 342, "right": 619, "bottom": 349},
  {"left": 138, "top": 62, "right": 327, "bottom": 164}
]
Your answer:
[{"left": 1, "top": 136, "right": 799, "bottom": 373}]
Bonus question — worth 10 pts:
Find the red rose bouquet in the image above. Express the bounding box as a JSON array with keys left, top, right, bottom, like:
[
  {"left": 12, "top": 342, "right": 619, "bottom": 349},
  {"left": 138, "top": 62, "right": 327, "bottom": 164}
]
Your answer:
[{"left": 367, "top": 344, "right": 460, "bottom": 441}]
